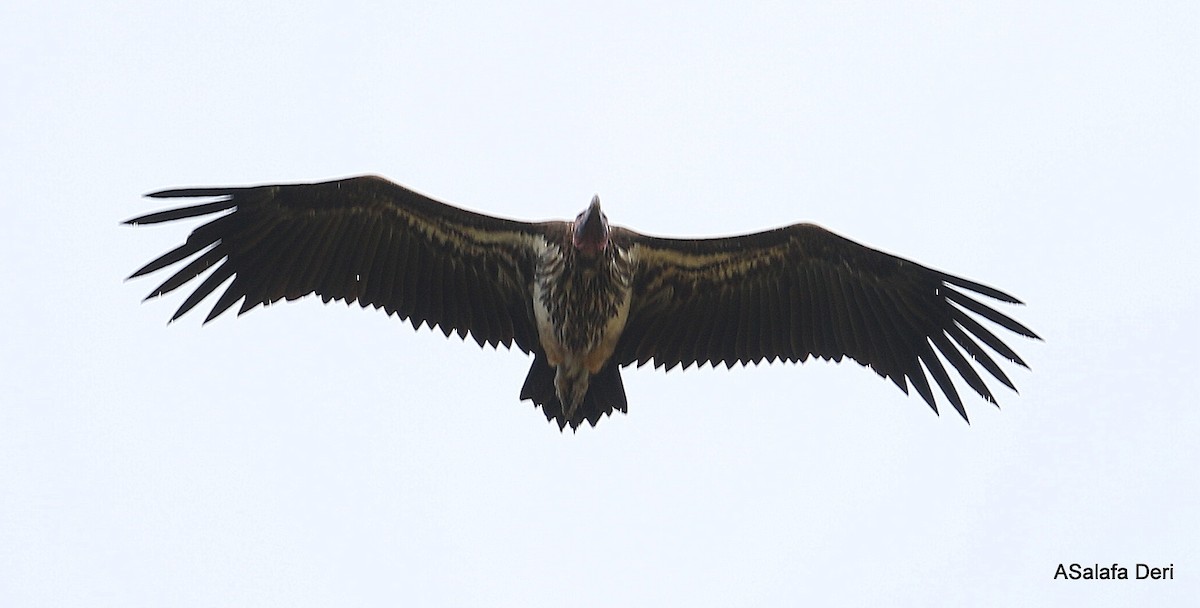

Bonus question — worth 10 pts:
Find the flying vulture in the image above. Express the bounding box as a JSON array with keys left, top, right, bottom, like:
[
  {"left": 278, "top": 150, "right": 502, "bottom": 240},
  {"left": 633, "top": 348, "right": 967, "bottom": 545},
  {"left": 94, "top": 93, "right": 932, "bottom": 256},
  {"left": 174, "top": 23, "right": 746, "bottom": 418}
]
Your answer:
[{"left": 126, "top": 175, "right": 1040, "bottom": 430}]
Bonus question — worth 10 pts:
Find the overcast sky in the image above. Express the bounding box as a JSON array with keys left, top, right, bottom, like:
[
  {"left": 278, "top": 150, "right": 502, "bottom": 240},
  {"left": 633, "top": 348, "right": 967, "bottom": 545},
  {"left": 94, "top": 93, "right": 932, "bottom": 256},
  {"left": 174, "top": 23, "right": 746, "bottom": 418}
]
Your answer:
[{"left": 2, "top": 1, "right": 1197, "bottom": 606}]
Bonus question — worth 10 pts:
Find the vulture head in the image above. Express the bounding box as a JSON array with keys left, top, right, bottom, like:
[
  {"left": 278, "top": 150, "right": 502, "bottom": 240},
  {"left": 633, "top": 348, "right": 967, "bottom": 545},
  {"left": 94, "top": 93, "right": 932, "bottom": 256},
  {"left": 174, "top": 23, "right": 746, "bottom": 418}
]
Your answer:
[{"left": 572, "top": 195, "right": 609, "bottom": 258}]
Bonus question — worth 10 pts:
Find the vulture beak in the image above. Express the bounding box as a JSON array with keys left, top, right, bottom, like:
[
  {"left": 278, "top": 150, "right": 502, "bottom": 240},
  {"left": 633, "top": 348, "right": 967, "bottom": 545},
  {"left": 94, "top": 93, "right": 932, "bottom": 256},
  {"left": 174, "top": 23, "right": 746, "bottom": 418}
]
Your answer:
[{"left": 573, "top": 195, "right": 609, "bottom": 257}]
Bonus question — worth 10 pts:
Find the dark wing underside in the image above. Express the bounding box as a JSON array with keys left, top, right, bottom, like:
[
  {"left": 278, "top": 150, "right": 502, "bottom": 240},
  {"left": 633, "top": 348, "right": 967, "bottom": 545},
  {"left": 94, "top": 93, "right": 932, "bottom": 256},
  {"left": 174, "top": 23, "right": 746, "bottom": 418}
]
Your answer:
[
  {"left": 125, "top": 175, "right": 553, "bottom": 352},
  {"left": 614, "top": 224, "right": 1040, "bottom": 421}
]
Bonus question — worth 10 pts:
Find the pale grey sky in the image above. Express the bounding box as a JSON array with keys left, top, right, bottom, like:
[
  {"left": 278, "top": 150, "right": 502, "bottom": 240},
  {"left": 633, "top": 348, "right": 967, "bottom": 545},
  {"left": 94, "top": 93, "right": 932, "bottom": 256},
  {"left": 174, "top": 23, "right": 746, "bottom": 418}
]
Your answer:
[{"left": 2, "top": 1, "right": 1197, "bottom": 606}]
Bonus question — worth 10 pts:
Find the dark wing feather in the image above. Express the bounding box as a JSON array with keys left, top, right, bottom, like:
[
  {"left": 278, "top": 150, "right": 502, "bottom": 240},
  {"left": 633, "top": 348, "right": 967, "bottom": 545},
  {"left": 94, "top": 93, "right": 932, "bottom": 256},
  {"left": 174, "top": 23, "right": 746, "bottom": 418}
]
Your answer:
[
  {"left": 613, "top": 223, "right": 1040, "bottom": 421},
  {"left": 125, "top": 175, "right": 555, "bottom": 352}
]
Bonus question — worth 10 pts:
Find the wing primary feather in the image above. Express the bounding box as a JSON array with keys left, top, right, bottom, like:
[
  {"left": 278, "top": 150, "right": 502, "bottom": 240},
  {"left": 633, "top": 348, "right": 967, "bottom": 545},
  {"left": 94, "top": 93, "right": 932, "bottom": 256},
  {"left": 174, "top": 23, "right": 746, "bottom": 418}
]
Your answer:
[
  {"left": 127, "top": 210, "right": 247, "bottom": 279},
  {"left": 944, "top": 288, "right": 1040, "bottom": 339},
  {"left": 905, "top": 343, "right": 939, "bottom": 414},
  {"left": 129, "top": 240, "right": 213, "bottom": 279},
  {"left": 146, "top": 186, "right": 259, "bottom": 199},
  {"left": 145, "top": 245, "right": 225, "bottom": 299},
  {"left": 206, "top": 275, "right": 248, "bottom": 322},
  {"left": 130, "top": 239, "right": 213, "bottom": 283},
  {"left": 948, "top": 305, "right": 1028, "bottom": 368},
  {"left": 945, "top": 322, "right": 1016, "bottom": 391},
  {"left": 918, "top": 341, "right": 967, "bottom": 421},
  {"left": 938, "top": 272, "right": 1023, "bottom": 304},
  {"left": 930, "top": 331, "right": 994, "bottom": 404},
  {"left": 173, "top": 262, "right": 236, "bottom": 322},
  {"left": 124, "top": 199, "right": 237, "bottom": 225}
]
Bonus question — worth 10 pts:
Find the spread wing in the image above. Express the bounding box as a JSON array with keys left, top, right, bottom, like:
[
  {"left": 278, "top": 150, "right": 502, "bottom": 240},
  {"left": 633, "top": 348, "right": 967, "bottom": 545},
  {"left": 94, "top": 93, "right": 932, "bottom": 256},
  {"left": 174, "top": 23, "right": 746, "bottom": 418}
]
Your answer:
[
  {"left": 125, "top": 175, "right": 556, "bottom": 352},
  {"left": 614, "top": 223, "right": 1040, "bottom": 420}
]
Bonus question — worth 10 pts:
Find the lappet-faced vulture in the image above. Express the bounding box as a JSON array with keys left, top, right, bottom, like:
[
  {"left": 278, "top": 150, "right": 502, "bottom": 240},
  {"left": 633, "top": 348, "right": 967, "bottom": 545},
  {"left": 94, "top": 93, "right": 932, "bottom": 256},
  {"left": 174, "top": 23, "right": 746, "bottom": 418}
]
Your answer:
[{"left": 126, "top": 175, "right": 1040, "bottom": 430}]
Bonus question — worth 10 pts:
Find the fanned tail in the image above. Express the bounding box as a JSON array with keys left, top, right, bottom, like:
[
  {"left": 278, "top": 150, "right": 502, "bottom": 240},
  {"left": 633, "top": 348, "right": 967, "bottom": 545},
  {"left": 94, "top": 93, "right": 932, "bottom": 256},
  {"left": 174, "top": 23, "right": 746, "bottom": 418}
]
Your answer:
[{"left": 519, "top": 354, "right": 628, "bottom": 431}]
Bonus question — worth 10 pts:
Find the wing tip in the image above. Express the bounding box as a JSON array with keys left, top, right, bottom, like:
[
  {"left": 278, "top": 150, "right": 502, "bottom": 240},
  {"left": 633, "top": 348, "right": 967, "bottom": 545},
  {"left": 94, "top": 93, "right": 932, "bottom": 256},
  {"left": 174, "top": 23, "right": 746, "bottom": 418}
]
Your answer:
[
  {"left": 939, "top": 272, "right": 1024, "bottom": 304},
  {"left": 146, "top": 187, "right": 236, "bottom": 199}
]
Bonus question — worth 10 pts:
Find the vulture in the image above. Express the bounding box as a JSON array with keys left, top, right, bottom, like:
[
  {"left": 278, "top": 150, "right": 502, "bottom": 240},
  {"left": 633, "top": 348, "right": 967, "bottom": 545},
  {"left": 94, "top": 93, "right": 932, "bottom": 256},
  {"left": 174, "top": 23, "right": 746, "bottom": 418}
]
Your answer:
[{"left": 126, "top": 175, "right": 1040, "bottom": 430}]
